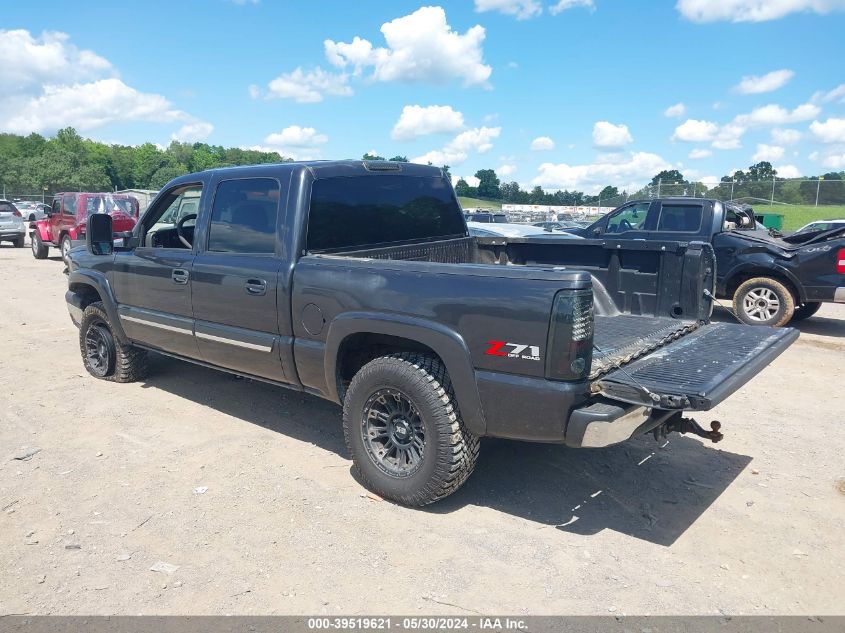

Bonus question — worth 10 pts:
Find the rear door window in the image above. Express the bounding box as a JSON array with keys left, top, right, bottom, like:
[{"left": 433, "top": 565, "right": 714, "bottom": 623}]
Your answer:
[
  {"left": 207, "top": 178, "right": 279, "bottom": 254},
  {"left": 307, "top": 175, "right": 465, "bottom": 251},
  {"left": 656, "top": 204, "right": 704, "bottom": 232}
]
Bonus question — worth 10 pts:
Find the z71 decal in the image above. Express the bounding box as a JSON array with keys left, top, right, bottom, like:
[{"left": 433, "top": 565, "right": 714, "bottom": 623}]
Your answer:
[{"left": 485, "top": 341, "right": 541, "bottom": 361}]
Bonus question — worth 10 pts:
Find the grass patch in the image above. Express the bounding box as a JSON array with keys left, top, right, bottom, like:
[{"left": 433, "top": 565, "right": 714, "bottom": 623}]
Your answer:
[
  {"left": 457, "top": 196, "right": 502, "bottom": 210},
  {"left": 751, "top": 205, "right": 845, "bottom": 231}
]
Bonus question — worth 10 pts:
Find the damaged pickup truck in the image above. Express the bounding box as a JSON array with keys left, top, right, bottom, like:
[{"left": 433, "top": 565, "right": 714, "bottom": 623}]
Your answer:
[
  {"left": 65, "top": 161, "right": 797, "bottom": 505},
  {"left": 569, "top": 197, "right": 845, "bottom": 326}
]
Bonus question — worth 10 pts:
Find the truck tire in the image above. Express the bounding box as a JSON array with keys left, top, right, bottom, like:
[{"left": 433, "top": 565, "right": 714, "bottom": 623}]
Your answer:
[
  {"left": 733, "top": 277, "right": 795, "bottom": 327},
  {"left": 31, "top": 232, "right": 48, "bottom": 259},
  {"left": 79, "top": 301, "right": 148, "bottom": 383},
  {"left": 13, "top": 236, "right": 24, "bottom": 248},
  {"left": 791, "top": 301, "right": 822, "bottom": 322},
  {"left": 343, "top": 353, "right": 479, "bottom": 506},
  {"left": 60, "top": 234, "right": 73, "bottom": 264}
]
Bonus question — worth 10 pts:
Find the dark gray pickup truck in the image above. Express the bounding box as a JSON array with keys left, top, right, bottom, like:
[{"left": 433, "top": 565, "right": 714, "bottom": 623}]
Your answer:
[{"left": 65, "top": 161, "right": 797, "bottom": 505}]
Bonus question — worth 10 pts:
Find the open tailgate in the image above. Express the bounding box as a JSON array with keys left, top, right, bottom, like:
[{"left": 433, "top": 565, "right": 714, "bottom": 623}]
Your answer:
[{"left": 595, "top": 322, "right": 798, "bottom": 410}]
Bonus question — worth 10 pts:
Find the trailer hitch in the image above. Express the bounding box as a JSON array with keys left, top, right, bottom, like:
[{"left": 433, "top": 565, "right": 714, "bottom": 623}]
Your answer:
[{"left": 653, "top": 414, "right": 723, "bottom": 443}]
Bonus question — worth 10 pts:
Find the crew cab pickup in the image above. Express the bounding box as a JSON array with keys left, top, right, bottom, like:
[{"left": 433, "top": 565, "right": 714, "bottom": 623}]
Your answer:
[
  {"left": 571, "top": 198, "right": 845, "bottom": 326},
  {"left": 31, "top": 192, "right": 139, "bottom": 263},
  {"left": 64, "top": 162, "right": 797, "bottom": 505}
]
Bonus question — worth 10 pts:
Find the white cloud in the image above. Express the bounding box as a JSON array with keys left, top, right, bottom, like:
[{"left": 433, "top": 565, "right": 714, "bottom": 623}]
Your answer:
[
  {"left": 592, "top": 121, "right": 633, "bottom": 148},
  {"left": 810, "top": 118, "right": 845, "bottom": 143},
  {"left": 497, "top": 164, "right": 517, "bottom": 177},
  {"left": 771, "top": 128, "right": 802, "bottom": 144},
  {"left": 550, "top": 0, "right": 595, "bottom": 14},
  {"left": 672, "top": 119, "right": 719, "bottom": 142},
  {"left": 820, "top": 153, "right": 845, "bottom": 169},
  {"left": 752, "top": 143, "right": 785, "bottom": 162},
  {"left": 677, "top": 0, "right": 845, "bottom": 23},
  {"left": 325, "top": 6, "right": 492, "bottom": 87},
  {"left": 664, "top": 102, "right": 686, "bottom": 118},
  {"left": 172, "top": 121, "right": 214, "bottom": 142},
  {"left": 391, "top": 105, "right": 464, "bottom": 140},
  {"left": 689, "top": 148, "right": 712, "bottom": 159},
  {"left": 812, "top": 84, "right": 845, "bottom": 104},
  {"left": 735, "top": 102, "right": 820, "bottom": 126},
  {"left": 530, "top": 136, "right": 555, "bottom": 151},
  {"left": 532, "top": 151, "right": 671, "bottom": 195},
  {"left": 734, "top": 69, "right": 794, "bottom": 94},
  {"left": 0, "top": 30, "right": 207, "bottom": 139},
  {"left": 263, "top": 67, "right": 352, "bottom": 103},
  {"left": 474, "top": 0, "right": 542, "bottom": 20},
  {"left": 0, "top": 29, "right": 113, "bottom": 91},
  {"left": 775, "top": 164, "right": 802, "bottom": 178},
  {"left": 2, "top": 78, "right": 202, "bottom": 135},
  {"left": 412, "top": 126, "right": 501, "bottom": 165},
  {"left": 264, "top": 125, "right": 328, "bottom": 147}
]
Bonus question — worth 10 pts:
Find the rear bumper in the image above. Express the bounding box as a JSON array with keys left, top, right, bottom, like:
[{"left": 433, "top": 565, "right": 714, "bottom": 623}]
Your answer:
[
  {"left": 835, "top": 287, "right": 845, "bottom": 303},
  {"left": 66, "top": 290, "right": 84, "bottom": 327},
  {"left": 0, "top": 228, "right": 25, "bottom": 238}
]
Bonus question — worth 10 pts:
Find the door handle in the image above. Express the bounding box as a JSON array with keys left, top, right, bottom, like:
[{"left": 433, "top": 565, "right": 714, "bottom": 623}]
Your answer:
[
  {"left": 171, "top": 268, "right": 189, "bottom": 284},
  {"left": 244, "top": 279, "right": 267, "bottom": 296}
]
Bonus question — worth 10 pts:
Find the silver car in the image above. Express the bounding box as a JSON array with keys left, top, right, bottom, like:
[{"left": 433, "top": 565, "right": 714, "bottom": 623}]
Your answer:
[
  {"left": 14, "top": 200, "right": 50, "bottom": 222},
  {"left": 0, "top": 200, "right": 26, "bottom": 247}
]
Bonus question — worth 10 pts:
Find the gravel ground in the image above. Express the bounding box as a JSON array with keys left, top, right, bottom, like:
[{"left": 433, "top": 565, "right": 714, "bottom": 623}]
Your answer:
[{"left": 1, "top": 242, "right": 844, "bottom": 616}]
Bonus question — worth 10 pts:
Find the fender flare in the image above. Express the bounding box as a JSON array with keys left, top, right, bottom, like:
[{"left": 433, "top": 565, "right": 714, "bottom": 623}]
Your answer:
[
  {"left": 323, "top": 312, "right": 487, "bottom": 436},
  {"left": 721, "top": 262, "right": 806, "bottom": 303},
  {"left": 30, "top": 219, "right": 52, "bottom": 243},
  {"left": 67, "top": 269, "right": 128, "bottom": 343}
]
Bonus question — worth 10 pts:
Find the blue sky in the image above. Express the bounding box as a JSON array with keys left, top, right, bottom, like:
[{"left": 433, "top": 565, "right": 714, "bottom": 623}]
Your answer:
[{"left": 2, "top": 0, "right": 845, "bottom": 193}]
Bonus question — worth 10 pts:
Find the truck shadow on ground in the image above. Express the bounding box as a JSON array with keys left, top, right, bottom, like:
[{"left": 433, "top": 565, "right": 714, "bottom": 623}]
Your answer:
[
  {"left": 142, "top": 353, "right": 751, "bottom": 547},
  {"left": 712, "top": 305, "right": 845, "bottom": 339},
  {"left": 429, "top": 436, "right": 751, "bottom": 546}
]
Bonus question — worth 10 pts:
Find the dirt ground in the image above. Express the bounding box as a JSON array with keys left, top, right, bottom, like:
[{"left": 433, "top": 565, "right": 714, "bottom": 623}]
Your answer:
[{"left": 1, "top": 242, "right": 844, "bottom": 616}]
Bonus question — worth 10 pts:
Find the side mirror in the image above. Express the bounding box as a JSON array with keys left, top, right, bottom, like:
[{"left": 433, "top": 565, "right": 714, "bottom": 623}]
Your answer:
[
  {"left": 592, "top": 226, "right": 602, "bottom": 236},
  {"left": 739, "top": 216, "right": 751, "bottom": 227},
  {"left": 87, "top": 213, "right": 113, "bottom": 256}
]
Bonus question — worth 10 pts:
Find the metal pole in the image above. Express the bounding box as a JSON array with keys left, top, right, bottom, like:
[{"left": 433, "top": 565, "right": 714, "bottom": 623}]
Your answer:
[
  {"left": 815, "top": 176, "right": 822, "bottom": 207},
  {"left": 693, "top": 182, "right": 697, "bottom": 197},
  {"left": 771, "top": 176, "right": 776, "bottom": 205},
  {"left": 730, "top": 179, "right": 734, "bottom": 200}
]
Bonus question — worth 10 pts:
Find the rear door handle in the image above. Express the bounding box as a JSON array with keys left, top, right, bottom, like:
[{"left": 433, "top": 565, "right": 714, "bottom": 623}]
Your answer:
[
  {"left": 171, "top": 268, "right": 189, "bottom": 284},
  {"left": 245, "top": 279, "right": 267, "bottom": 296}
]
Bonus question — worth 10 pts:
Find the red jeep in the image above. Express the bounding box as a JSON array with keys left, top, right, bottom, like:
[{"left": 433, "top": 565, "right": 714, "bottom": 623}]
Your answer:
[{"left": 31, "top": 192, "right": 139, "bottom": 262}]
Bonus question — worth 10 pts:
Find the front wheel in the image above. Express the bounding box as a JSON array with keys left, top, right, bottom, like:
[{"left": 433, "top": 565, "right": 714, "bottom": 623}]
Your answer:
[
  {"left": 791, "top": 302, "right": 822, "bottom": 322},
  {"left": 31, "top": 232, "right": 48, "bottom": 259},
  {"left": 733, "top": 277, "right": 795, "bottom": 327},
  {"left": 79, "top": 302, "right": 148, "bottom": 382},
  {"left": 60, "top": 234, "right": 73, "bottom": 263},
  {"left": 343, "top": 353, "right": 479, "bottom": 506}
]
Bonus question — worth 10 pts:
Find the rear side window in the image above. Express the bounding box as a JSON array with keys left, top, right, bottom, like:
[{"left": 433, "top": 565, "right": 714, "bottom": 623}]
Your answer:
[
  {"left": 307, "top": 175, "right": 465, "bottom": 252},
  {"left": 0, "top": 202, "right": 15, "bottom": 213},
  {"left": 657, "top": 204, "right": 703, "bottom": 232},
  {"left": 208, "top": 178, "right": 279, "bottom": 254}
]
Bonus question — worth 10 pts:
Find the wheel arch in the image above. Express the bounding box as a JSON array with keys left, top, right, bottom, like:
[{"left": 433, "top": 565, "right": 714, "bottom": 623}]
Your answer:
[
  {"left": 67, "top": 270, "right": 128, "bottom": 343},
  {"left": 324, "top": 313, "right": 487, "bottom": 436},
  {"left": 722, "top": 264, "right": 805, "bottom": 304}
]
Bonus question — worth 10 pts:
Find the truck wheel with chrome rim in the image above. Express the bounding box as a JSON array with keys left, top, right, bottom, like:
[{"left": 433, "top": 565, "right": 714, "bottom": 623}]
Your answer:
[
  {"left": 733, "top": 277, "right": 795, "bottom": 327},
  {"left": 31, "top": 232, "right": 48, "bottom": 259},
  {"left": 60, "top": 234, "right": 73, "bottom": 263},
  {"left": 342, "top": 353, "right": 479, "bottom": 506},
  {"left": 79, "top": 301, "right": 148, "bottom": 383}
]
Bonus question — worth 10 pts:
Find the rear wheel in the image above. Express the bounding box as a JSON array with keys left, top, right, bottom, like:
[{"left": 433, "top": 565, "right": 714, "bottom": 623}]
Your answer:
[
  {"left": 791, "top": 301, "right": 822, "bottom": 322},
  {"left": 733, "top": 277, "right": 795, "bottom": 327},
  {"left": 79, "top": 302, "right": 148, "bottom": 382},
  {"left": 343, "top": 353, "right": 479, "bottom": 506},
  {"left": 13, "top": 236, "right": 24, "bottom": 248},
  {"left": 31, "top": 232, "right": 48, "bottom": 259},
  {"left": 60, "top": 234, "right": 72, "bottom": 263}
]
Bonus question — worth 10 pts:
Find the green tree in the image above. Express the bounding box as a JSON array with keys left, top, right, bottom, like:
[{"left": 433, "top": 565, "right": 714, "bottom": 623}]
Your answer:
[
  {"left": 388, "top": 155, "right": 408, "bottom": 162},
  {"left": 474, "top": 168, "right": 501, "bottom": 199},
  {"left": 362, "top": 152, "right": 385, "bottom": 161},
  {"left": 454, "top": 178, "right": 476, "bottom": 197},
  {"left": 651, "top": 169, "right": 687, "bottom": 186}
]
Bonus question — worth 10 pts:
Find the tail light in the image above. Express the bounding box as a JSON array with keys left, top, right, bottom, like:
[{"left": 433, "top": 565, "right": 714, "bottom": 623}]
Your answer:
[
  {"left": 838, "top": 248, "right": 845, "bottom": 274},
  {"left": 546, "top": 288, "right": 594, "bottom": 381},
  {"left": 12, "top": 210, "right": 21, "bottom": 217}
]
